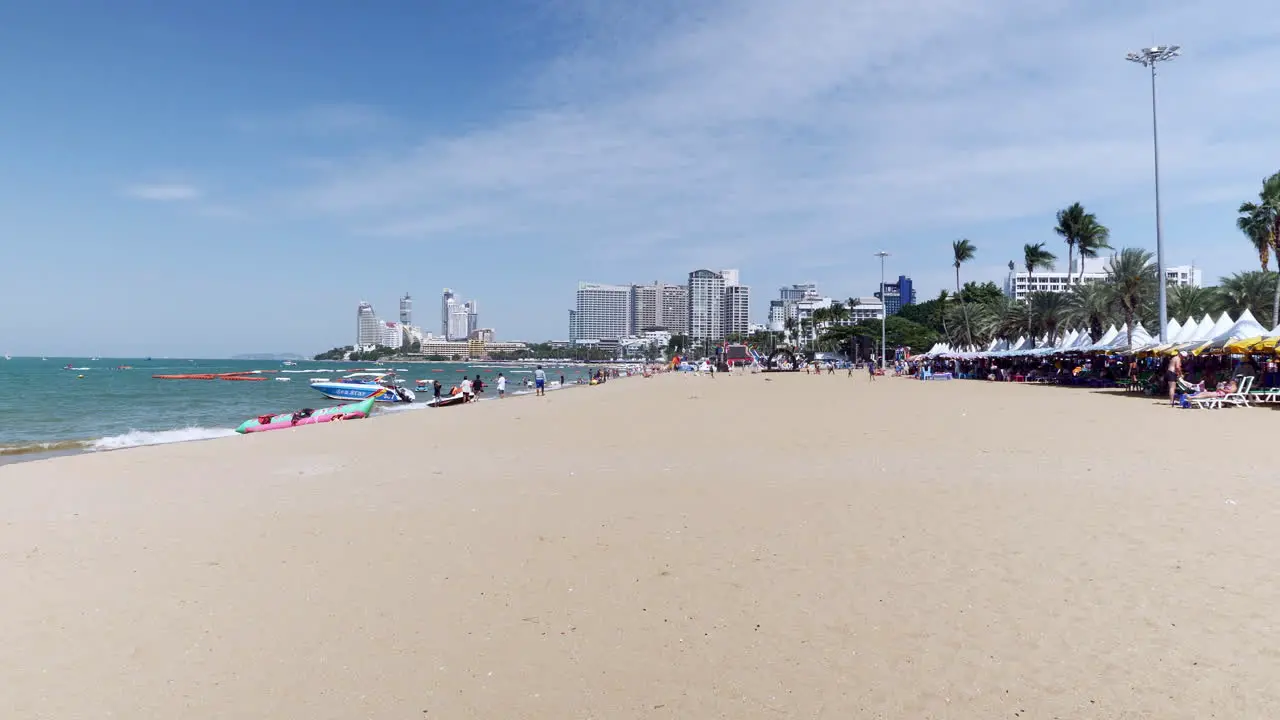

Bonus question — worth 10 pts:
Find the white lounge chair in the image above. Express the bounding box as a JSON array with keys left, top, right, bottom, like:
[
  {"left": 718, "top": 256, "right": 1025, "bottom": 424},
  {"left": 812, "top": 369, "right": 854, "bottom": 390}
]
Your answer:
[{"left": 1221, "top": 375, "right": 1254, "bottom": 408}]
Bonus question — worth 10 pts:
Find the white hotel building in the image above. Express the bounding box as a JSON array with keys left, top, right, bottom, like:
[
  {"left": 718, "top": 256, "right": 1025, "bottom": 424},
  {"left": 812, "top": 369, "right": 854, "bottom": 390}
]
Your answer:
[{"left": 1003, "top": 257, "right": 1202, "bottom": 303}]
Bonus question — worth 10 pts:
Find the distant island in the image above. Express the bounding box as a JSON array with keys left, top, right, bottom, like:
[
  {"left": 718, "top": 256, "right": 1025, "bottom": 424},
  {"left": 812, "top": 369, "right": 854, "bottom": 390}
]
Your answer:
[{"left": 230, "top": 353, "right": 305, "bottom": 361}]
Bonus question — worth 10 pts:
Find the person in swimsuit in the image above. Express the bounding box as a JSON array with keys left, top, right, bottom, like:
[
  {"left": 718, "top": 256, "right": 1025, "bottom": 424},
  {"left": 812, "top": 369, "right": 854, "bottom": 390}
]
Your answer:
[{"left": 1167, "top": 352, "right": 1184, "bottom": 406}]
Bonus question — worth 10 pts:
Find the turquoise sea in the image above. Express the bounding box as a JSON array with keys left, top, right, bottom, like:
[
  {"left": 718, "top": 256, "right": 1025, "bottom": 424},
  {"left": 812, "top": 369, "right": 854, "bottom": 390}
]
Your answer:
[{"left": 0, "top": 357, "right": 591, "bottom": 461}]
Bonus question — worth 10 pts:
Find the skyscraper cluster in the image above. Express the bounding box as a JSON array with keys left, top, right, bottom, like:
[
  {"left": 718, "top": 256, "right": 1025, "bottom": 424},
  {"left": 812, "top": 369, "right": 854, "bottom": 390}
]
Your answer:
[
  {"left": 441, "top": 288, "right": 479, "bottom": 341},
  {"left": 569, "top": 270, "right": 750, "bottom": 344},
  {"left": 356, "top": 293, "right": 426, "bottom": 349}
]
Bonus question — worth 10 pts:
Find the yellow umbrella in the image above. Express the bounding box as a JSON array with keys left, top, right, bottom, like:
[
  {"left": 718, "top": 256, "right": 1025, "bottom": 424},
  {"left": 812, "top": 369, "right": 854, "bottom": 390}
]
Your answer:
[
  {"left": 1259, "top": 336, "right": 1280, "bottom": 352},
  {"left": 1224, "top": 336, "right": 1266, "bottom": 354}
]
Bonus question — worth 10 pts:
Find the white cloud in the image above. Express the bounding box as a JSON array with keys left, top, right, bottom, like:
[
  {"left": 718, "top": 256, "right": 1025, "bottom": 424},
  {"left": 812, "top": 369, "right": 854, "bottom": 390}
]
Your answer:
[
  {"left": 287, "top": 0, "right": 1280, "bottom": 298},
  {"left": 123, "top": 183, "right": 201, "bottom": 201}
]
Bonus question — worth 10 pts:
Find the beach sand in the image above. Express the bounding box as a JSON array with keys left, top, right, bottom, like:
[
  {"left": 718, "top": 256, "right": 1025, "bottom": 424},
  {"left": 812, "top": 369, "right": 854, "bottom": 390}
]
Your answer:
[{"left": 3, "top": 372, "right": 1279, "bottom": 718}]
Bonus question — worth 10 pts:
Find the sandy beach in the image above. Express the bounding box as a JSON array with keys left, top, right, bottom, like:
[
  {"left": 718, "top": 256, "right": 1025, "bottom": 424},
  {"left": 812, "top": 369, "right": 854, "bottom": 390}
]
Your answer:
[{"left": 3, "top": 372, "right": 1279, "bottom": 718}]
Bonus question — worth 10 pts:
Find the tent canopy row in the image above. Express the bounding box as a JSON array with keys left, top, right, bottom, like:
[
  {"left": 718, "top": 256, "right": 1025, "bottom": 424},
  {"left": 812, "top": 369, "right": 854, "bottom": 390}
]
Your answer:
[{"left": 913, "top": 310, "right": 1279, "bottom": 360}]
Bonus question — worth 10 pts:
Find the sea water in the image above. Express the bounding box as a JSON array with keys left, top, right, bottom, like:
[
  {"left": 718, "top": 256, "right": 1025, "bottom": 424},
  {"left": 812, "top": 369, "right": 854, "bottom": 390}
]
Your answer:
[{"left": 0, "top": 357, "right": 589, "bottom": 461}]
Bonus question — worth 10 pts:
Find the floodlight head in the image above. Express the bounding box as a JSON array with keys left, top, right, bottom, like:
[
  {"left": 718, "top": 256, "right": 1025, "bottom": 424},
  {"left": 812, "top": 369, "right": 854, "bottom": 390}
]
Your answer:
[
  {"left": 874, "top": 251, "right": 890, "bottom": 258},
  {"left": 1126, "top": 44, "right": 1181, "bottom": 66}
]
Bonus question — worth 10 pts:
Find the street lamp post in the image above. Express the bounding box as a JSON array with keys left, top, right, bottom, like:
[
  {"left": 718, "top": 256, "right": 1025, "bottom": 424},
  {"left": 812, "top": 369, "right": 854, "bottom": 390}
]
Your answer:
[
  {"left": 875, "top": 251, "right": 890, "bottom": 371},
  {"left": 1126, "top": 44, "right": 1180, "bottom": 343}
]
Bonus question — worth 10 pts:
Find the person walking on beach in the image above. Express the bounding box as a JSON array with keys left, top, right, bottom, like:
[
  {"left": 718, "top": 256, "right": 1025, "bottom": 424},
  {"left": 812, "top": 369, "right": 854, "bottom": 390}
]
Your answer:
[
  {"left": 473, "top": 374, "right": 484, "bottom": 396},
  {"left": 432, "top": 379, "right": 442, "bottom": 403},
  {"left": 460, "top": 375, "right": 474, "bottom": 403},
  {"left": 496, "top": 373, "right": 506, "bottom": 399},
  {"left": 534, "top": 365, "right": 547, "bottom": 396},
  {"left": 1167, "top": 352, "right": 1184, "bottom": 406},
  {"left": 867, "top": 360, "right": 876, "bottom": 381},
  {"left": 560, "top": 374, "right": 565, "bottom": 388}
]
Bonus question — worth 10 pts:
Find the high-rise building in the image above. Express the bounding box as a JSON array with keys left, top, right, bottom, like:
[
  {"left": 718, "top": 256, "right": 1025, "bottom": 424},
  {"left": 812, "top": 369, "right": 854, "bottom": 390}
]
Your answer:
[
  {"left": 447, "top": 302, "right": 469, "bottom": 341},
  {"left": 722, "top": 284, "right": 751, "bottom": 338},
  {"left": 874, "top": 275, "right": 915, "bottom": 316},
  {"left": 357, "top": 301, "right": 381, "bottom": 347},
  {"left": 780, "top": 283, "right": 817, "bottom": 302},
  {"left": 768, "top": 300, "right": 787, "bottom": 331},
  {"left": 630, "top": 284, "right": 660, "bottom": 332},
  {"left": 688, "top": 270, "right": 726, "bottom": 343},
  {"left": 399, "top": 292, "right": 412, "bottom": 325},
  {"left": 440, "top": 288, "right": 455, "bottom": 337},
  {"left": 769, "top": 284, "right": 820, "bottom": 330},
  {"left": 720, "top": 268, "right": 741, "bottom": 288},
  {"left": 464, "top": 300, "right": 478, "bottom": 337},
  {"left": 628, "top": 282, "right": 689, "bottom": 334},
  {"left": 381, "top": 321, "right": 404, "bottom": 348},
  {"left": 570, "top": 282, "right": 632, "bottom": 343},
  {"left": 660, "top": 284, "right": 689, "bottom": 335}
]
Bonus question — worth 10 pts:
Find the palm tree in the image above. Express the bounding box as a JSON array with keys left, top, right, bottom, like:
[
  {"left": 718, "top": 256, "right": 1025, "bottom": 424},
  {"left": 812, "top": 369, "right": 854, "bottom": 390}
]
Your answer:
[
  {"left": 1075, "top": 222, "right": 1112, "bottom": 284},
  {"left": 1028, "top": 291, "right": 1069, "bottom": 344},
  {"left": 1054, "top": 203, "right": 1109, "bottom": 284},
  {"left": 935, "top": 290, "right": 950, "bottom": 339},
  {"left": 1237, "top": 171, "right": 1280, "bottom": 324},
  {"left": 1065, "top": 283, "right": 1114, "bottom": 341},
  {"left": 976, "top": 295, "right": 1026, "bottom": 347},
  {"left": 1218, "top": 270, "right": 1277, "bottom": 327},
  {"left": 952, "top": 238, "right": 976, "bottom": 345},
  {"left": 1237, "top": 206, "right": 1272, "bottom": 271},
  {"left": 783, "top": 317, "right": 798, "bottom": 347},
  {"left": 1167, "top": 284, "right": 1221, "bottom": 322},
  {"left": 1104, "top": 248, "right": 1158, "bottom": 349},
  {"left": 1054, "top": 203, "right": 1086, "bottom": 282},
  {"left": 1022, "top": 243, "right": 1057, "bottom": 304}
]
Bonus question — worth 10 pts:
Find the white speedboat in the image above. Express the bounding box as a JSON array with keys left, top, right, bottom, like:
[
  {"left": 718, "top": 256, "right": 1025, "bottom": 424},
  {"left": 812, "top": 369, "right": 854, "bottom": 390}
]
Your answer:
[{"left": 310, "top": 372, "right": 415, "bottom": 403}]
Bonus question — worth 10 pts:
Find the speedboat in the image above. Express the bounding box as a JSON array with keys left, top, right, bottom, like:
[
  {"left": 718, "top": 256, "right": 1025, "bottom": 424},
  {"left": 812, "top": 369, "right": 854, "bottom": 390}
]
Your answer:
[
  {"left": 309, "top": 372, "right": 415, "bottom": 403},
  {"left": 426, "top": 393, "right": 468, "bottom": 407}
]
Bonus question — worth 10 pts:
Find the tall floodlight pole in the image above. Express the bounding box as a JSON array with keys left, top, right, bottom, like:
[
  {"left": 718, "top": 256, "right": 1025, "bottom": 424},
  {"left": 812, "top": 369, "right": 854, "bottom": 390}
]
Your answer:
[
  {"left": 1126, "top": 44, "right": 1180, "bottom": 343},
  {"left": 875, "top": 251, "right": 890, "bottom": 370}
]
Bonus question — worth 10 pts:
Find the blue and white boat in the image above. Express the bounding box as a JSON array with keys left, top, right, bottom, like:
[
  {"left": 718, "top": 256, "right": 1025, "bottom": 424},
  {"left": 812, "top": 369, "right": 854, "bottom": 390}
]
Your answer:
[{"left": 309, "top": 372, "right": 416, "bottom": 403}]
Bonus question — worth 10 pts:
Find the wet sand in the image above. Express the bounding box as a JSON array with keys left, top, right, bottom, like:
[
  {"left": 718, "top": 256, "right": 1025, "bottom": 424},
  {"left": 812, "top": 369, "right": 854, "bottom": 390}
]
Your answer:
[{"left": 2, "top": 371, "right": 1278, "bottom": 718}]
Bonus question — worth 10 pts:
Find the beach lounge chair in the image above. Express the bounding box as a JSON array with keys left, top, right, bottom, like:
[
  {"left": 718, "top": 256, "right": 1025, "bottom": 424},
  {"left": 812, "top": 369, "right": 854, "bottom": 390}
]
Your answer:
[
  {"left": 1178, "top": 377, "right": 1223, "bottom": 409},
  {"left": 1221, "top": 375, "right": 1254, "bottom": 408},
  {"left": 1248, "top": 385, "right": 1280, "bottom": 404}
]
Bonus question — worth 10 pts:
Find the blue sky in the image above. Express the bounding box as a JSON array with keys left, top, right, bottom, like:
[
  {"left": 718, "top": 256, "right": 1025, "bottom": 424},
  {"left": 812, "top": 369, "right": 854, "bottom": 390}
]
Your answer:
[{"left": 2, "top": 0, "right": 1278, "bottom": 357}]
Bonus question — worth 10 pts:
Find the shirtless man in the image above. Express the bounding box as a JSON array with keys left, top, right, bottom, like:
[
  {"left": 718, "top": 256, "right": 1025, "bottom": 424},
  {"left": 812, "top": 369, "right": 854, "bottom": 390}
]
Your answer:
[{"left": 1167, "top": 352, "right": 1184, "bottom": 406}]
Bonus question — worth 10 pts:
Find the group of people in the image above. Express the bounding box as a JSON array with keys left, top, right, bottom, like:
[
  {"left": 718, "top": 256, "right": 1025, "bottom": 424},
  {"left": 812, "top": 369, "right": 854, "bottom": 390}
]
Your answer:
[{"left": 428, "top": 366, "right": 560, "bottom": 402}]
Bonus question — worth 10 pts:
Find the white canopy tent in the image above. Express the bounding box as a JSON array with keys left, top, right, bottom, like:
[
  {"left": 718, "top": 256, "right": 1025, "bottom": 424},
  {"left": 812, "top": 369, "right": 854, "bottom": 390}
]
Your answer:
[{"left": 1197, "top": 309, "right": 1268, "bottom": 352}]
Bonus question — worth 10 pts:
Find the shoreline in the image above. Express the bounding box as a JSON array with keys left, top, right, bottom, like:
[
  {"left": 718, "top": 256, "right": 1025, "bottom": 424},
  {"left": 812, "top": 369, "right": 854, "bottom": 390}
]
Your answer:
[{"left": 0, "top": 372, "right": 619, "bottom": 468}]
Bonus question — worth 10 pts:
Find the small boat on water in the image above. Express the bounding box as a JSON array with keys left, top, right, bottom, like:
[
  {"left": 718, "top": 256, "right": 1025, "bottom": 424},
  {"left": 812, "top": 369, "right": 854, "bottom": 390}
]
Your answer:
[
  {"left": 235, "top": 398, "right": 375, "bottom": 434},
  {"left": 310, "top": 372, "right": 416, "bottom": 403}
]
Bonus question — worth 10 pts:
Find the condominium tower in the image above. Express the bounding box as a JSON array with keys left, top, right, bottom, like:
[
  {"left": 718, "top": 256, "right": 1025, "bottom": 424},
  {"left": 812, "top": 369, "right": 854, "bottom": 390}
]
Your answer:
[
  {"left": 570, "top": 282, "right": 633, "bottom": 343},
  {"left": 356, "top": 301, "right": 381, "bottom": 347},
  {"left": 399, "top": 292, "right": 412, "bottom": 325},
  {"left": 688, "top": 270, "right": 727, "bottom": 342},
  {"left": 440, "top": 288, "right": 455, "bottom": 337},
  {"left": 629, "top": 282, "right": 689, "bottom": 335}
]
